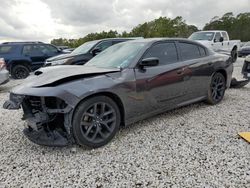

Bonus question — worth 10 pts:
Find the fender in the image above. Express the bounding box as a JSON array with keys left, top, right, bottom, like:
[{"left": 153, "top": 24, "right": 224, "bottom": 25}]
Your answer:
[{"left": 8, "top": 58, "right": 32, "bottom": 72}]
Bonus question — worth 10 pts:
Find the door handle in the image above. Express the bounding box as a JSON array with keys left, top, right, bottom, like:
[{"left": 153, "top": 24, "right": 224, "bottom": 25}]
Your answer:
[{"left": 176, "top": 68, "right": 184, "bottom": 74}]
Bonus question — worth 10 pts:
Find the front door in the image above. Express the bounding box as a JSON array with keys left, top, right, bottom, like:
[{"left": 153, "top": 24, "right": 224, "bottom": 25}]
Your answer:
[{"left": 134, "top": 42, "right": 190, "bottom": 113}]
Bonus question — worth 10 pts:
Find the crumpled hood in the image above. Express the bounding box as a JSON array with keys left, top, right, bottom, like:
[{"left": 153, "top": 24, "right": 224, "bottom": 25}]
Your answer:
[{"left": 21, "top": 65, "right": 120, "bottom": 88}]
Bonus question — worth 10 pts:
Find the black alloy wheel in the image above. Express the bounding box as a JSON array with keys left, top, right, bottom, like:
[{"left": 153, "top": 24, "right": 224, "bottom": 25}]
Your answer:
[
  {"left": 206, "top": 72, "right": 226, "bottom": 104},
  {"left": 12, "top": 64, "right": 30, "bottom": 79},
  {"left": 72, "top": 96, "right": 120, "bottom": 148}
]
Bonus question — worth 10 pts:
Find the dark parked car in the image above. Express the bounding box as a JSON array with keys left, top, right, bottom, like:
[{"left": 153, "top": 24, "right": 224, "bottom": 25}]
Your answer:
[
  {"left": 238, "top": 42, "right": 250, "bottom": 57},
  {"left": 44, "top": 38, "right": 136, "bottom": 66},
  {"left": 3, "top": 38, "right": 233, "bottom": 148},
  {"left": 0, "top": 42, "right": 65, "bottom": 79}
]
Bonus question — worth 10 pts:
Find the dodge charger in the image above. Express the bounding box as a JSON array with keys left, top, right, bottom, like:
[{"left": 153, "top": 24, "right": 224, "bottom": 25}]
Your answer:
[{"left": 3, "top": 39, "right": 233, "bottom": 148}]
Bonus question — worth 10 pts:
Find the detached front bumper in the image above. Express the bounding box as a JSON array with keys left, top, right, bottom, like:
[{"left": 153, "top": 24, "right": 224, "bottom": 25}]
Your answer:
[
  {"left": 3, "top": 94, "right": 75, "bottom": 146},
  {"left": 242, "top": 57, "right": 250, "bottom": 80}
]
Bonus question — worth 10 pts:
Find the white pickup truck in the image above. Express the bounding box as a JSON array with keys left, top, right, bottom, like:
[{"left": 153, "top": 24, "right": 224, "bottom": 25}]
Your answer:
[{"left": 189, "top": 30, "right": 241, "bottom": 62}]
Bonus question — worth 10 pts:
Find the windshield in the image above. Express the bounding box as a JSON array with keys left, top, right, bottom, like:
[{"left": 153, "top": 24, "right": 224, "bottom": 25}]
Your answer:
[
  {"left": 189, "top": 32, "right": 215, "bottom": 41},
  {"left": 71, "top": 40, "right": 99, "bottom": 55},
  {"left": 85, "top": 42, "right": 146, "bottom": 68}
]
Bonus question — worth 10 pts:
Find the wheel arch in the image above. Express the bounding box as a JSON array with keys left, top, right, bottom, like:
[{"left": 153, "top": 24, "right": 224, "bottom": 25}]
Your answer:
[
  {"left": 9, "top": 59, "right": 32, "bottom": 72},
  {"left": 72, "top": 91, "right": 125, "bottom": 126},
  {"left": 232, "top": 45, "right": 238, "bottom": 51},
  {"left": 214, "top": 69, "right": 227, "bottom": 83}
]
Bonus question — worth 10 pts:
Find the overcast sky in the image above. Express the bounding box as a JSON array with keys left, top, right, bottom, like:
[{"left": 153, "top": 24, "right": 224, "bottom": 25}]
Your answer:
[{"left": 0, "top": 0, "right": 249, "bottom": 42}]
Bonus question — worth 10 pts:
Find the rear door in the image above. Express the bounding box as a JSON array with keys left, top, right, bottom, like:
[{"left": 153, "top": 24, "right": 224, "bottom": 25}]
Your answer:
[
  {"left": 22, "top": 44, "right": 45, "bottom": 70},
  {"left": 221, "top": 31, "right": 230, "bottom": 52},
  {"left": 134, "top": 42, "right": 191, "bottom": 112},
  {"left": 178, "top": 42, "right": 213, "bottom": 100},
  {"left": 213, "top": 32, "right": 223, "bottom": 51}
]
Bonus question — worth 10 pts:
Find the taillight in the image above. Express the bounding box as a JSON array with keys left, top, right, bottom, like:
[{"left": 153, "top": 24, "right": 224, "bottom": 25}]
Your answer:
[{"left": 0, "top": 58, "right": 6, "bottom": 69}]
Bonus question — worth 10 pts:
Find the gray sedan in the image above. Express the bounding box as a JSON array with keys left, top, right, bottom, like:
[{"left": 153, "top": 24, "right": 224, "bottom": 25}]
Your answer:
[{"left": 3, "top": 38, "right": 233, "bottom": 148}]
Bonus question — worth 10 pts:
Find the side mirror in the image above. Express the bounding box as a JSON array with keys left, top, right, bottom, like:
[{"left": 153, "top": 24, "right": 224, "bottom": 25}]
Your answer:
[
  {"left": 92, "top": 48, "right": 102, "bottom": 56},
  {"left": 219, "top": 37, "right": 224, "bottom": 42},
  {"left": 139, "top": 57, "right": 159, "bottom": 68}
]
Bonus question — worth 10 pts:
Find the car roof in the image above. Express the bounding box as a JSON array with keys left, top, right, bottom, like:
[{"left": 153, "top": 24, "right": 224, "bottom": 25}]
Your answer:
[
  {"left": 89, "top": 37, "right": 144, "bottom": 43},
  {"left": 126, "top": 38, "right": 204, "bottom": 45},
  {"left": 1, "top": 41, "right": 44, "bottom": 46}
]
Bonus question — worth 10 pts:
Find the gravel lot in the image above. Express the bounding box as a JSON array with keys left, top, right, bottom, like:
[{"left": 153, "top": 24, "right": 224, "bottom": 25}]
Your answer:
[{"left": 0, "top": 59, "right": 249, "bottom": 187}]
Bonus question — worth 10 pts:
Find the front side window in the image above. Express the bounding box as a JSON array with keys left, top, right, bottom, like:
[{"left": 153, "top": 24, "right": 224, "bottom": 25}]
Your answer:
[
  {"left": 143, "top": 43, "right": 178, "bottom": 65},
  {"left": 71, "top": 40, "right": 99, "bottom": 55},
  {"left": 179, "top": 42, "right": 201, "bottom": 60},
  {"left": 46, "top": 45, "right": 59, "bottom": 53}
]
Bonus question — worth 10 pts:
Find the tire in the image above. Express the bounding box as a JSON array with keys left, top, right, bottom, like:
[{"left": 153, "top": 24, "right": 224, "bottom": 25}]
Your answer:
[
  {"left": 72, "top": 96, "right": 121, "bottom": 148},
  {"left": 231, "top": 47, "right": 237, "bottom": 63},
  {"left": 11, "top": 64, "right": 30, "bottom": 79},
  {"left": 206, "top": 72, "right": 226, "bottom": 105}
]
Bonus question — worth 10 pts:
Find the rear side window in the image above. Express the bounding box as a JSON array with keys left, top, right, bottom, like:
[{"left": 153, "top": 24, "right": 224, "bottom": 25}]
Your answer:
[
  {"left": 179, "top": 42, "right": 201, "bottom": 60},
  {"left": 214, "top": 32, "right": 222, "bottom": 42},
  {"left": 0, "top": 46, "right": 12, "bottom": 54},
  {"left": 222, "top": 32, "right": 229, "bottom": 41},
  {"left": 144, "top": 42, "right": 178, "bottom": 65},
  {"left": 22, "top": 45, "right": 32, "bottom": 54}
]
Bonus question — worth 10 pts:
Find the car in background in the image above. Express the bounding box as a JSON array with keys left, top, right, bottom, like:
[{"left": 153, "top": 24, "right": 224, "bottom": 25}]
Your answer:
[
  {"left": 4, "top": 38, "right": 233, "bottom": 148},
  {"left": 44, "top": 38, "right": 137, "bottom": 66},
  {"left": 0, "top": 42, "right": 65, "bottom": 79},
  {"left": 189, "top": 30, "right": 240, "bottom": 62},
  {"left": 238, "top": 42, "right": 250, "bottom": 57},
  {"left": 0, "top": 58, "right": 9, "bottom": 85}
]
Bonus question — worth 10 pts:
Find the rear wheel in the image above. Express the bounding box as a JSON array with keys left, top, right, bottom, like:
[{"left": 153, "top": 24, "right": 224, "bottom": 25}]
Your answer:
[
  {"left": 206, "top": 72, "right": 226, "bottom": 105},
  {"left": 11, "top": 64, "right": 30, "bottom": 79},
  {"left": 72, "top": 96, "right": 121, "bottom": 148}
]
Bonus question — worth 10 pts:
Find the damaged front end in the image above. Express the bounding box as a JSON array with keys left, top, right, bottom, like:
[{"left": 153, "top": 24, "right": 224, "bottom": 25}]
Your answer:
[
  {"left": 230, "top": 55, "right": 250, "bottom": 88},
  {"left": 4, "top": 93, "right": 74, "bottom": 146}
]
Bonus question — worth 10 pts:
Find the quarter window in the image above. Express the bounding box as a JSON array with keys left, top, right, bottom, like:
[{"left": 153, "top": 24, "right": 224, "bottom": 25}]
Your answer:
[
  {"left": 199, "top": 46, "right": 206, "bottom": 57},
  {"left": 0, "top": 46, "right": 12, "bottom": 54},
  {"left": 179, "top": 42, "right": 201, "bottom": 60},
  {"left": 144, "top": 43, "right": 178, "bottom": 65}
]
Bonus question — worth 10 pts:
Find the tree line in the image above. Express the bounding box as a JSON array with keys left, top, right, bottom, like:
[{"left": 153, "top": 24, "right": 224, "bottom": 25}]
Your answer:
[{"left": 51, "top": 12, "right": 250, "bottom": 48}]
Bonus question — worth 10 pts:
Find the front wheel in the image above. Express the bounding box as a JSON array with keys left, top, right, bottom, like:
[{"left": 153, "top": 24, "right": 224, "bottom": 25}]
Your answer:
[
  {"left": 206, "top": 72, "right": 226, "bottom": 105},
  {"left": 72, "top": 96, "right": 121, "bottom": 148}
]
